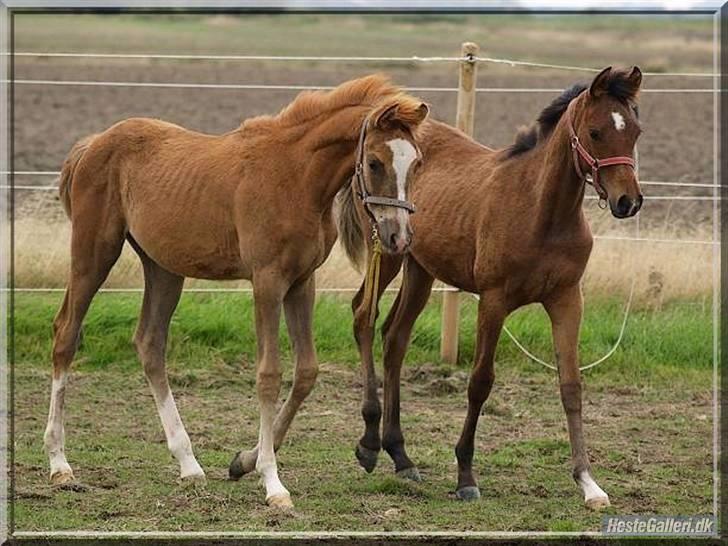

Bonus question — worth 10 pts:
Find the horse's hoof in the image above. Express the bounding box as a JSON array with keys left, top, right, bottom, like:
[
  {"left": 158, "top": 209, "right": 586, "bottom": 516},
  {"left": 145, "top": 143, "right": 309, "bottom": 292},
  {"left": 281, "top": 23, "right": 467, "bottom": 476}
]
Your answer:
[
  {"left": 267, "top": 492, "right": 294, "bottom": 511},
  {"left": 355, "top": 444, "right": 379, "bottom": 474},
  {"left": 586, "top": 495, "right": 610, "bottom": 510},
  {"left": 50, "top": 470, "right": 75, "bottom": 486},
  {"left": 455, "top": 486, "right": 481, "bottom": 501},
  {"left": 396, "top": 466, "right": 422, "bottom": 482},
  {"left": 180, "top": 472, "right": 207, "bottom": 488},
  {"left": 228, "top": 451, "right": 246, "bottom": 481}
]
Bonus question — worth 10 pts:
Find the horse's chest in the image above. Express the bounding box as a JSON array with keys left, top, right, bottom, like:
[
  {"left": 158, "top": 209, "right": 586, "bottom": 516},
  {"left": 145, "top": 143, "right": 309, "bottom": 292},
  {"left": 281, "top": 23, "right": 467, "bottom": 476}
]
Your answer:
[
  {"left": 506, "top": 244, "right": 590, "bottom": 304},
  {"left": 292, "top": 216, "right": 338, "bottom": 279}
]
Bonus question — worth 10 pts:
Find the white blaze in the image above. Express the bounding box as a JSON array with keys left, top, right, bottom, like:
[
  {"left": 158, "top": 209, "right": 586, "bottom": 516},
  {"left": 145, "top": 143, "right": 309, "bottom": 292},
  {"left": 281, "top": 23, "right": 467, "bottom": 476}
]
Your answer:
[
  {"left": 386, "top": 138, "right": 418, "bottom": 200},
  {"left": 611, "top": 111, "right": 626, "bottom": 131},
  {"left": 384, "top": 138, "right": 418, "bottom": 247}
]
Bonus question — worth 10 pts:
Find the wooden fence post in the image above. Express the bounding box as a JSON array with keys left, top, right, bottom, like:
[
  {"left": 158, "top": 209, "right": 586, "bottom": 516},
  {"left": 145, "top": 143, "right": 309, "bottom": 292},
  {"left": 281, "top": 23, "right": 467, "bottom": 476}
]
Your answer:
[{"left": 440, "top": 41, "right": 479, "bottom": 364}]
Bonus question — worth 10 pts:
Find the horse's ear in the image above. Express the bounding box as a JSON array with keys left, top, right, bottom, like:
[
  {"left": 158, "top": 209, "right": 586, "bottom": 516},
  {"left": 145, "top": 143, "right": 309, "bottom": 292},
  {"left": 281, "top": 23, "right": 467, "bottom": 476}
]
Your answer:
[
  {"left": 589, "top": 66, "right": 613, "bottom": 98},
  {"left": 627, "top": 66, "right": 643, "bottom": 91},
  {"left": 412, "top": 102, "right": 430, "bottom": 125},
  {"left": 374, "top": 101, "right": 430, "bottom": 130},
  {"left": 374, "top": 103, "right": 400, "bottom": 129}
]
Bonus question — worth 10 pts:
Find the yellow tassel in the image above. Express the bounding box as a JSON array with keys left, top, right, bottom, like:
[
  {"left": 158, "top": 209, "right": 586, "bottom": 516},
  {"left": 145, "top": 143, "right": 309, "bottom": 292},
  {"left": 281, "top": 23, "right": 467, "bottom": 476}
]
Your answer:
[{"left": 362, "top": 229, "right": 383, "bottom": 328}]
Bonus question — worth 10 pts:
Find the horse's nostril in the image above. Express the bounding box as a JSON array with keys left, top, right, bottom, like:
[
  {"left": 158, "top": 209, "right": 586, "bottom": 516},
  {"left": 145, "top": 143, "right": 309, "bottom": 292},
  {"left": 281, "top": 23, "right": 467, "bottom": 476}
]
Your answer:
[
  {"left": 390, "top": 233, "right": 398, "bottom": 248},
  {"left": 616, "top": 195, "right": 631, "bottom": 215}
]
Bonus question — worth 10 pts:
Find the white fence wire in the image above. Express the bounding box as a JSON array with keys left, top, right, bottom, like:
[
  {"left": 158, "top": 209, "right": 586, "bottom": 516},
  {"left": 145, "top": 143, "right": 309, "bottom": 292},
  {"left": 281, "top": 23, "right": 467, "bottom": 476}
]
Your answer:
[
  {"left": 14, "top": 51, "right": 717, "bottom": 78},
  {"left": 9, "top": 79, "right": 713, "bottom": 94}
]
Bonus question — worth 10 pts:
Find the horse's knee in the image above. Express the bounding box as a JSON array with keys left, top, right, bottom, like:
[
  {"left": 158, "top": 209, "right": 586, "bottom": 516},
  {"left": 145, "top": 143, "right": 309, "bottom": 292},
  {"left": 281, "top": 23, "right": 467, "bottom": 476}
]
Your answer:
[
  {"left": 560, "top": 381, "right": 582, "bottom": 414},
  {"left": 52, "top": 333, "right": 77, "bottom": 370},
  {"left": 292, "top": 363, "right": 318, "bottom": 398},
  {"left": 361, "top": 397, "right": 381, "bottom": 425},
  {"left": 353, "top": 307, "right": 375, "bottom": 342},
  {"left": 257, "top": 369, "right": 282, "bottom": 400},
  {"left": 134, "top": 334, "right": 166, "bottom": 377}
]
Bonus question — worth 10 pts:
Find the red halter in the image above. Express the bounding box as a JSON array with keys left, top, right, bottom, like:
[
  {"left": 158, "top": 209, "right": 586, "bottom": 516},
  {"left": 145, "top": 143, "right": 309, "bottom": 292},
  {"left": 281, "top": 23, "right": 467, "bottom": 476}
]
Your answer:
[{"left": 565, "top": 96, "right": 636, "bottom": 204}]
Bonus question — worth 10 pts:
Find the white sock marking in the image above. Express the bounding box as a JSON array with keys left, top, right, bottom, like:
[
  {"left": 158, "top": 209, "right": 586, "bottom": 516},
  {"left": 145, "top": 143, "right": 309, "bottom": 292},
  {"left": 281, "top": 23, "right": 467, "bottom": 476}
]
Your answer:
[
  {"left": 611, "top": 111, "right": 626, "bottom": 131},
  {"left": 155, "top": 392, "right": 204, "bottom": 478},
  {"left": 578, "top": 470, "right": 609, "bottom": 502},
  {"left": 44, "top": 372, "right": 73, "bottom": 477}
]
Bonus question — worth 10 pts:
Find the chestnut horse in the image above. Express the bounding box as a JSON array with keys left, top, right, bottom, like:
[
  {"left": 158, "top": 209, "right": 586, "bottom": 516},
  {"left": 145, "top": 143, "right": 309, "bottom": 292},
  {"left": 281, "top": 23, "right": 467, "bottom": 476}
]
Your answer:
[
  {"left": 44, "top": 74, "right": 428, "bottom": 509},
  {"left": 338, "top": 66, "right": 643, "bottom": 509}
]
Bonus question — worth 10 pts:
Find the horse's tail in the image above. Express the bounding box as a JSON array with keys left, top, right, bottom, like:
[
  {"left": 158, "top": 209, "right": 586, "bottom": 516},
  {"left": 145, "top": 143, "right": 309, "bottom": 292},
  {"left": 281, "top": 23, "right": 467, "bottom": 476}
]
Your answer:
[
  {"left": 337, "top": 182, "right": 366, "bottom": 271},
  {"left": 58, "top": 134, "right": 97, "bottom": 219}
]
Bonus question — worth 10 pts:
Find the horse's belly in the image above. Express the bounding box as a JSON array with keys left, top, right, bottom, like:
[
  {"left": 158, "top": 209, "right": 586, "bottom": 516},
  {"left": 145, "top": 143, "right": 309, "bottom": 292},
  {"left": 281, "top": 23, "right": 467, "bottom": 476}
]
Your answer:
[{"left": 129, "top": 215, "right": 248, "bottom": 280}]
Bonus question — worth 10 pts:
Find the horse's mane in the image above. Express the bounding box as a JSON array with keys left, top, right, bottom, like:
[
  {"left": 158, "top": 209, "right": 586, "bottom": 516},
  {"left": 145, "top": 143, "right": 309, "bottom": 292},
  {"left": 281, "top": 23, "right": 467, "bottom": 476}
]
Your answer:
[
  {"left": 502, "top": 68, "right": 640, "bottom": 159},
  {"left": 243, "top": 74, "right": 408, "bottom": 131}
]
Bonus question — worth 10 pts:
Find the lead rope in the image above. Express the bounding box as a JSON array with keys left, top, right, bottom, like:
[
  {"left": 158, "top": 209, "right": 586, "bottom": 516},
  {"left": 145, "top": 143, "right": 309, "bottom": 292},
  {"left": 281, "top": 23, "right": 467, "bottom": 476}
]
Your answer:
[
  {"left": 362, "top": 227, "right": 383, "bottom": 327},
  {"left": 473, "top": 150, "right": 640, "bottom": 373}
]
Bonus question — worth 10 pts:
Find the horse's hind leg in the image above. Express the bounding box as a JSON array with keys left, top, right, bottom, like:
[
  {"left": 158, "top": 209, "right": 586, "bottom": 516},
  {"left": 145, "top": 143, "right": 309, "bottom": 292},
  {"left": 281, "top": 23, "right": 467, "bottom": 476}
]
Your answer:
[
  {"left": 544, "top": 284, "right": 609, "bottom": 510},
  {"left": 44, "top": 218, "right": 125, "bottom": 484},
  {"left": 229, "top": 274, "right": 317, "bottom": 479},
  {"left": 131, "top": 245, "right": 204, "bottom": 483},
  {"left": 352, "top": 254, "right": 403, "bottom": 474},
  {"left": 379, "top": 257, "right": 433, "bottom": 480}
]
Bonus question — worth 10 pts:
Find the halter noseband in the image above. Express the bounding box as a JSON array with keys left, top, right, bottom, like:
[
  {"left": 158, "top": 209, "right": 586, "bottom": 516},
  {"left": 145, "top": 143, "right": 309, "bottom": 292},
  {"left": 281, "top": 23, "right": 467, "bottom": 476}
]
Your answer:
[
  {"left": 353, "top": 116, "right": 417, "bottom": 224},
  {"left": 565, "top": 95, "right": 636, "bottom": 205}
]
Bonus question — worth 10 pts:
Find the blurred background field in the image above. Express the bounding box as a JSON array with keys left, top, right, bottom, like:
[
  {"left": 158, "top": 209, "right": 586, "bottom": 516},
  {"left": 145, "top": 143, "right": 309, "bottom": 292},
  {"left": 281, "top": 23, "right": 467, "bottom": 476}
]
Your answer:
[{"left": 10, "top": 13, "right": 717, "bottom": 534}]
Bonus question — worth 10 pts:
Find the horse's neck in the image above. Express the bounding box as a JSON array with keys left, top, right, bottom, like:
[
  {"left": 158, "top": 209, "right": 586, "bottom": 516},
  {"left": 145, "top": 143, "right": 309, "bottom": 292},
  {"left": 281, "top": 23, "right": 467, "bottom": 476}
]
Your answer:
[
  {"left": 532, "top": 124, "right": 588, "bottom": 233},
  {"left": 293, "top": 106, "right": 368, "bottom": 210}
]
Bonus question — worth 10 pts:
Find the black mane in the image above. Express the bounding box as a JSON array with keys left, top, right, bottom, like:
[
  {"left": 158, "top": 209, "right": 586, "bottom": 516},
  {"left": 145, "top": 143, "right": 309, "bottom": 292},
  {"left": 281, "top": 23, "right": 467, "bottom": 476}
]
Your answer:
[
  {"left": 503, "top": 83, "right": 586, "bottom": 159},
  {"left": 502, "top": 68, "right": 641, "bottom": 159}
]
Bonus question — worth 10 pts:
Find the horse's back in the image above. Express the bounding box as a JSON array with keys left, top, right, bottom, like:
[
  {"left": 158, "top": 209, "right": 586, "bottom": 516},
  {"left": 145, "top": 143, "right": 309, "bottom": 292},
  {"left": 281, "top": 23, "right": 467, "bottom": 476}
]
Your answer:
[{"left": 65, "top": 117, "right": 249, "bottom": 280}]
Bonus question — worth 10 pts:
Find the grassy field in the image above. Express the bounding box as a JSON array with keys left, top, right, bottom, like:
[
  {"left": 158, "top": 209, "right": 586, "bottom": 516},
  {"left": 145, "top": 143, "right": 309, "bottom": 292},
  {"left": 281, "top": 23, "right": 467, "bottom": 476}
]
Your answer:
[{"left": 13, "top": 292, "right": 714, "bottom": 533}]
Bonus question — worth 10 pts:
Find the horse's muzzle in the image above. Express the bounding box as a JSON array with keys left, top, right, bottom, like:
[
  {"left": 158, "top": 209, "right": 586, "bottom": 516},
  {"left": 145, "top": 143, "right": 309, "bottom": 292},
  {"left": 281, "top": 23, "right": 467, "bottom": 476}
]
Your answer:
[
  {"left": 611, "top": 194, "right": 643, "bottom": 218},
  {"left": 378, "top": 218, "right": 412, "bottom": 254}
]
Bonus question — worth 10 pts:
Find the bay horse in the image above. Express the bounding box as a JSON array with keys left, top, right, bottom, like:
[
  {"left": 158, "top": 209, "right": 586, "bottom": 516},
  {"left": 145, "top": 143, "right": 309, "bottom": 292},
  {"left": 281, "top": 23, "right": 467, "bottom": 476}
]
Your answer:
[
  {"left": 44, "top": 74, "right": 428, "bottom": 509},
  {"left": 338, "top": 66, "right": 643, "bottom": 509}
]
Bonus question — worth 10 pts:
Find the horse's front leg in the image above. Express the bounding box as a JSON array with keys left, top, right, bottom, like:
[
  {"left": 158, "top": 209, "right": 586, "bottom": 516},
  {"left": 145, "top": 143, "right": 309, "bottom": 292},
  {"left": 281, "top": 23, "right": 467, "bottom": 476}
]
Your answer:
[
  {"left": 544, "top": 284, "right": 610, "bottom": 510},
  {"left": 230, "top": 275, "right": 318, "bottom": 479},
  {"left": 454, "top": 289, "right": 505, "bottom": 501},
  {"left": 249, "top": 269, "right": 292, "bottom": 509},
  {"left": 352, "top": 254, "right": 403, "bottom": 474}
]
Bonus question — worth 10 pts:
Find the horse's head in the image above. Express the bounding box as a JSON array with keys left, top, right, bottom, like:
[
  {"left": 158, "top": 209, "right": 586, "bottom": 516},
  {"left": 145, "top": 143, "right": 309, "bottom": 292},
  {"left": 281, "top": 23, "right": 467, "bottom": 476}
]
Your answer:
[
  {"left": 572, "top": 66, "right": 643, "bottom": 218},
  {"left": 356, "top": 96, "right": 429, "bottom": 254}
]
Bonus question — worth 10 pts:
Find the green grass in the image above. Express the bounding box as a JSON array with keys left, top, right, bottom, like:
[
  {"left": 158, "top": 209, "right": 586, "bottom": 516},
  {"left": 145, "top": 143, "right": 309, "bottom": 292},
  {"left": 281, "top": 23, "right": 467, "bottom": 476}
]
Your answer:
[
  {"left": 14, "top": 292, "right": 713, "bottom": 379},
  {"left": 12, "top": 293, "right": 714, "bottom": 533}
]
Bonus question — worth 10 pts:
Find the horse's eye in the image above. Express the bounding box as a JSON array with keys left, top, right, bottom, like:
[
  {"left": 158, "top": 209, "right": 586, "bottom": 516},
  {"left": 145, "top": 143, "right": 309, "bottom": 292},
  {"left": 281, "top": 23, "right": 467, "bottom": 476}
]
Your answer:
[
  {"left": 589, "top": 128, "right": 601, "bottom": 141},
  {"left": 368, "top": 158, "right": 382, "bottom": 172}
]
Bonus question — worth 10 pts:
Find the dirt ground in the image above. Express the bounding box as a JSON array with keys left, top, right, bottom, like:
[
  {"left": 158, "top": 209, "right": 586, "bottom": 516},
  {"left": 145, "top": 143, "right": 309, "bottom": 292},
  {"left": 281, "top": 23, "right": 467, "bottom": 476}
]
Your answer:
[{"left": 14, "top": 360, "right": 713, "bottom": 533}]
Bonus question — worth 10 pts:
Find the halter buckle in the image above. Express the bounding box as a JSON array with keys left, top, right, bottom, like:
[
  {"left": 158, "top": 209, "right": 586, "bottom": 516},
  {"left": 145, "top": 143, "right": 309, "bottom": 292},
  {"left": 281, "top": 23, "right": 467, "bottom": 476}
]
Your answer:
[{"left": 598, "top": 197, "right": 608, "bottom": 210}]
